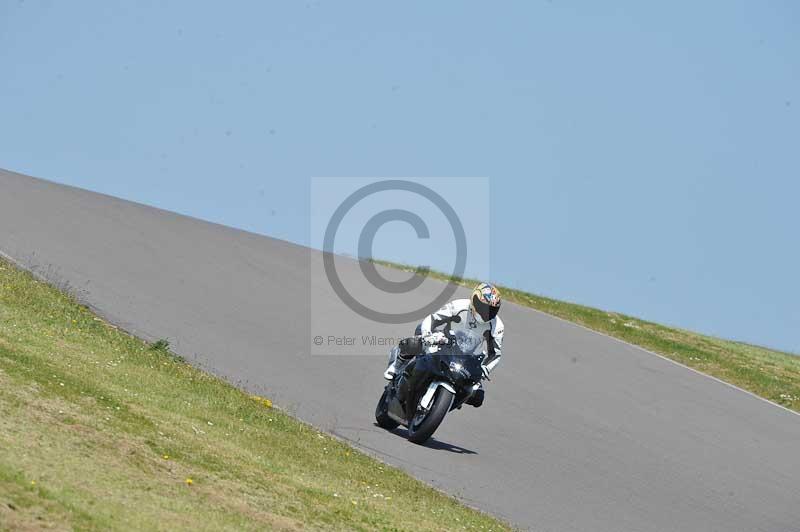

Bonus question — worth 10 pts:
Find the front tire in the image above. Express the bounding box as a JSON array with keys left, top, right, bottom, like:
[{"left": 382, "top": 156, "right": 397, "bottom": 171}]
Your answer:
[
  {"left": 375, "top": 388, "right": 400, "bottom": 430},
  {"left": 407, "top": 388, "right": 454, "bottom": 444}
]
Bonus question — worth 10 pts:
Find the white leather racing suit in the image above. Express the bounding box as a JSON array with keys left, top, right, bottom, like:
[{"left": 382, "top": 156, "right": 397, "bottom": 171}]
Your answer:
[{"left": 418, "top": 298, "right": 504, "bottom": 374}]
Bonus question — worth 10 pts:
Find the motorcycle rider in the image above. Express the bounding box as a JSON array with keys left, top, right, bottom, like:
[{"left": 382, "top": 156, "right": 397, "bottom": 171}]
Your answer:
[{"left": 383, "top": 282, "right": 504, "bottom": 407}]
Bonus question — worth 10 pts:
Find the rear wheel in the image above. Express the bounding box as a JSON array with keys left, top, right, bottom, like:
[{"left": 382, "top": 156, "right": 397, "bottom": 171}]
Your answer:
[
  {"left": 375, "top": 388, "right": 400, "bottom": 430},
  {"left": 407, "top": 388, "right": 454, "bottom": 444}
]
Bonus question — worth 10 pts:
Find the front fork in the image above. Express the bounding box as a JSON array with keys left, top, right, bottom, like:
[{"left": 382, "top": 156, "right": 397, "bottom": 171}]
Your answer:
[{"left": 418, "top": 381, "right": 457, "bottom": 410}]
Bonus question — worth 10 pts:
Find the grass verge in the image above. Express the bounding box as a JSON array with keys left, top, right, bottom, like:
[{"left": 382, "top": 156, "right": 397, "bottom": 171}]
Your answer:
[
  {"left": 0, "top": 257, "right": 510, "bottom": 531},
  {"left": 373, "top": 260, "right": 800, "bottom": 413}
]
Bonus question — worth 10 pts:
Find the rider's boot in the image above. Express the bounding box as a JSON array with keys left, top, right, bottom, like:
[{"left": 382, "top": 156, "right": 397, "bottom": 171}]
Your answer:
[
  {"left": 383, "top": 362, "right": 398, "bottom": 380},
  {"left": 466, "top": 387, "right": 485, "bottom": 408},
  {"left": 384, "top": 346, "right": 401, "bottom": 380},
  {"left": 384, "top": 339, "right": 422, "bottom": 381}
]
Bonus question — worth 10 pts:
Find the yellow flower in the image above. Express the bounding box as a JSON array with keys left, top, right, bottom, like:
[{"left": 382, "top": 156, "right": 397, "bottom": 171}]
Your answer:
[
  {"left": 185, "top": 478, "right": 193, "bottom": 486},
  {"left": 250, "top": 395, "right": 273, "bottom": 408},
  {"left": 162, "top": 455, "right": 169, "bottom": 460}
]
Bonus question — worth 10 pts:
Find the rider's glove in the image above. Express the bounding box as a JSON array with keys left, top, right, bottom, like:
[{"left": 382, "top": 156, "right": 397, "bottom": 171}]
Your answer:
[{"left": 425, "top": 331, "right": 449, "bottom": 345}]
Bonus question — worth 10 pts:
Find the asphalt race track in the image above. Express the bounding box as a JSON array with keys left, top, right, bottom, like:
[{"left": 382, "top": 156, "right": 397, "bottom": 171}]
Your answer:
[{"left": 2, "top": 169, "right": 799, "bottom": 531}]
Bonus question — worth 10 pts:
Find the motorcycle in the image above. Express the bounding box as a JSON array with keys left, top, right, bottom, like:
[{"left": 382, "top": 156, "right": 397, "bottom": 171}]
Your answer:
[{"left": 375, "top": 329, "right": 486, "bottom": 444}]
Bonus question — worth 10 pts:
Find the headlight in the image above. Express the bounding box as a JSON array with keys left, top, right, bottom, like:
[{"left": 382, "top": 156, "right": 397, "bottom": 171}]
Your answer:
[{"left": 449, "top": 361, "right": 463, "bottom": 372}]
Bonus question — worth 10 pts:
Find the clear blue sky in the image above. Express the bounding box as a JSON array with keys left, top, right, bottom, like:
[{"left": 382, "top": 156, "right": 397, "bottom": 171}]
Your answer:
[{"left": 1, "top": 1, "right": 798, "bottom": 352}]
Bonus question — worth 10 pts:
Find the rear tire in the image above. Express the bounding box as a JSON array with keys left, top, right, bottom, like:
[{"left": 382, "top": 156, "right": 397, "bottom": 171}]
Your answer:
[
  {"left": 375, "top": 388, "right": 400, "bottom": 430},
  {"left": 407, "top": 388, "right": 454, "bottom": 444}
]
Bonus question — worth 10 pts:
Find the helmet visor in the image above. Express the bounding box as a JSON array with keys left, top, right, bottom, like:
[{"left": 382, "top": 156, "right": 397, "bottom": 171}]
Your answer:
[{"left": 472, "top": 294, "right": 500, "bottom": 322}]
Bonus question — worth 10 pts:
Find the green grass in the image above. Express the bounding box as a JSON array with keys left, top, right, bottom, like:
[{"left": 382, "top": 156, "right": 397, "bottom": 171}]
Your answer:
[
  {"left": 373, "top": 259, "right": 800, "bottom": 413},
  {"left": 0, "top": 258, "right": 511, "bottom": 532}
]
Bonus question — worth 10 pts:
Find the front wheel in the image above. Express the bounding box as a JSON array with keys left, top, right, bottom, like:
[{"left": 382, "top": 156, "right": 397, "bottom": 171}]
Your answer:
[
  {"left": 407, "top": 388, "right": 454, "bottom": 444},
  {"left": 375, "top": 388, "right": 400, "bottom": 430}
]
